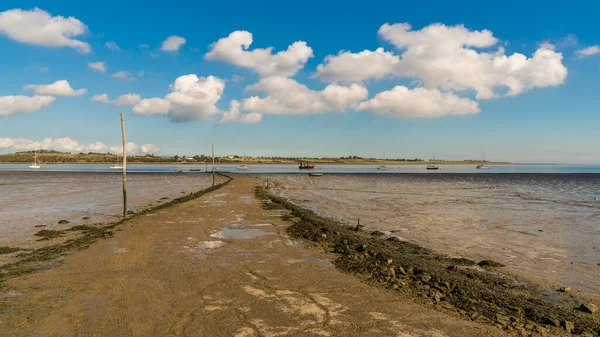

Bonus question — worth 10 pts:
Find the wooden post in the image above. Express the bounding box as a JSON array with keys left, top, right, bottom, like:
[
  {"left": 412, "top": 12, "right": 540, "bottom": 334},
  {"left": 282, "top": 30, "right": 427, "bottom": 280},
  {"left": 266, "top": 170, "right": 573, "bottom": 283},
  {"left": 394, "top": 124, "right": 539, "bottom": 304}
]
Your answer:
[
  {"left": 212, "top": 143, "right": 215, "bottom": 186},
  {"left": 120, "top": 113, "right": 127, "bottom": 217}
]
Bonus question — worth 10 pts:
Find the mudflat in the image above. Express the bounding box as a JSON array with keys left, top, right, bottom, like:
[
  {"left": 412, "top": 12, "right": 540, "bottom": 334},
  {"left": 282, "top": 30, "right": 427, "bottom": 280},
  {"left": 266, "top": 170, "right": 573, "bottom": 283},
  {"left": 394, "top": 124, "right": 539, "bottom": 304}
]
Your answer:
[{"left": 0, "top": 175, "right": 505, "bottom": 337}]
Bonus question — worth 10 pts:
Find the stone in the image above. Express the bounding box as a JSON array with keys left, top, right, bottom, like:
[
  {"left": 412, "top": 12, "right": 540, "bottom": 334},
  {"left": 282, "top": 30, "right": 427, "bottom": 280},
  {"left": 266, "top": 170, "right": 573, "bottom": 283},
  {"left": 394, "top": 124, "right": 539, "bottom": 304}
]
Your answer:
[
  {"left": 58, "top": 220, "right": 69, "bottom": 224},
  {"left": 579, "top": 303, "right": 598, "bottom": 314},
  {"left": 562, "top": 321, "right": 574, "bottom": 333},
  {"left": 387, "top": 258, "right": 393, "bottom": 265},
  {"left": 495, "top": 314, "right": 511, "bottom": 326},
  {"left": 542, "top": 317, "right": 560, "bottom": 327},
  {"left": 420, "top": 274, "right": 432, "bottom": 283},
  {"left": 558, "top": 286, "right": 571, "bottom": 293}
]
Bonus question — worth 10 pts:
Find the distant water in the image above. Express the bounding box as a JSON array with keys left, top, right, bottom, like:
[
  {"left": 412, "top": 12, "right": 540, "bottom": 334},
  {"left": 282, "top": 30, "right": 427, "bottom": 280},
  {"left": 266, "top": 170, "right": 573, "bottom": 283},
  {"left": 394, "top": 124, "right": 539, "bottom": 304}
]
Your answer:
[
  {"left": 269, "top": 173, "right": 600, "bottom": 301},
  {"left": 2, "top": 163, "right": 600, "bottom": 174}
]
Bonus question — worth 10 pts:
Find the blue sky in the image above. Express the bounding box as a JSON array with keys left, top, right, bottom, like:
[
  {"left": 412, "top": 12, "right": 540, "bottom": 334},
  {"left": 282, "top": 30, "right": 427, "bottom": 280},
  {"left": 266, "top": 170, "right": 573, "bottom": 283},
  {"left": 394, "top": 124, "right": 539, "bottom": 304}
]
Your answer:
[{"left": 0, "top": 0, "right": 599, "bottom": 163}]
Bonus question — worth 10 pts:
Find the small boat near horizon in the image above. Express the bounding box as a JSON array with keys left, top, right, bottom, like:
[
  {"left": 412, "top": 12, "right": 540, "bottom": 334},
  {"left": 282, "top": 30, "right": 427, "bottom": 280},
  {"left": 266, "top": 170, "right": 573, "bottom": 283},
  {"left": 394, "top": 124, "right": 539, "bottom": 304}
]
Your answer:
[
  {"left": 237, "top": 153, "right": 250, "bottom": 170},
  {"left": 29, "top": 152, "right": 41, "bottom": 169},
  {"left": 377, "top": 152, "right": 390, "bottom": 170},
  {"left": 299, "top": 163, "right": 315, "bottom": 170},
  {"left": 476, "top": 151, "right": 489, "bottom": 169},
  {"left": 426, "top": 154, "right": 439, "bottom": 170},
  {"left": 110, "top": 155, "right": 122, "bottom": 169}
]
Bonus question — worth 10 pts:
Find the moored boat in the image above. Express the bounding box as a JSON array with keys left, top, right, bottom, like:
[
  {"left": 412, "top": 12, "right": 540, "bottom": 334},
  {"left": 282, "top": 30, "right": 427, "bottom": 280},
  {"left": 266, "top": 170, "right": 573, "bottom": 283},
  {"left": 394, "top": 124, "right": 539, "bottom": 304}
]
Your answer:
[
  {"left": 29, "top": 152, "right": 41, "bottom": 169},
  {"left": 299, "top": 164, "right": 315, "bottom": 170}
]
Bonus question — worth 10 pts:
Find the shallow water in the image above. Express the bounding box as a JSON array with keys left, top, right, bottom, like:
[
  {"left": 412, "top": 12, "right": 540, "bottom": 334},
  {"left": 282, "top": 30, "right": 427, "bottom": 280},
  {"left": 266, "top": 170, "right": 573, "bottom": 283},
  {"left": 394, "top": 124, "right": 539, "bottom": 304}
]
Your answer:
[
  {"left": 268, "top": 173, "right": 600, "bottom": 301},
  {"left": 0, "top": 171, "right": 218, "bottom": 252}
]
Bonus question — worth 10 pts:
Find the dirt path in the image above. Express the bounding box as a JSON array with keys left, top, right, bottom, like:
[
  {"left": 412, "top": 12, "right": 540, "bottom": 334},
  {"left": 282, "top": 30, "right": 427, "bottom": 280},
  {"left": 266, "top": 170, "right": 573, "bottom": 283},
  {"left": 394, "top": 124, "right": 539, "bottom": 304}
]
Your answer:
[{"left": 0, "top": 175, "right": 507, "bottom": 337}]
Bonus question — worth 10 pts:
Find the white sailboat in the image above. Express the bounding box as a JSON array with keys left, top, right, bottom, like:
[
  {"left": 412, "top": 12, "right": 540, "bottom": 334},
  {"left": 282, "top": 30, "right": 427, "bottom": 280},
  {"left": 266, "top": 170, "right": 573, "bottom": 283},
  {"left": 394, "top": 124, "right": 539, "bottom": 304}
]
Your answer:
[
  {"left": 237, "top": 153, "right": 249, "bottom": 170},
  {"left": 110, "top": 155, "right": 123, "bottom": 169},
  {"left": 377, "top": 152, "right": 390, "bottom": 170},
  {"left": 476, "top": 151, "right": 489, "bottom": 169},
  {"left": 29, "top": 152, "right": 41, "bottom": 169}
]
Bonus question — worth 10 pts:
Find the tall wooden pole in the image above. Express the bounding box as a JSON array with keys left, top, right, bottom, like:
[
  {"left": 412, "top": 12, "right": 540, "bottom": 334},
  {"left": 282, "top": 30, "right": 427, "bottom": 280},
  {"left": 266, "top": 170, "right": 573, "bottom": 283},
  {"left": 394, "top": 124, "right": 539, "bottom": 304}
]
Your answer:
[
  {"left": 120, "top": 113, "right": 127, "bottom": 217},
  {"left": 212, "top": 143, "right": 215, "bottom": 186}
]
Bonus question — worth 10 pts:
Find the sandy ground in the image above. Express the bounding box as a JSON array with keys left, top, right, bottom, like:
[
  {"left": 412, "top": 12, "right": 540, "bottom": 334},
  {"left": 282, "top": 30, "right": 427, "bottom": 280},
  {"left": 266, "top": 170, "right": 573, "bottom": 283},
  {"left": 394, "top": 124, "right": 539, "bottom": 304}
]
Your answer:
[{"left": 0, "top": 175, "right": 506, "bottom": 337}]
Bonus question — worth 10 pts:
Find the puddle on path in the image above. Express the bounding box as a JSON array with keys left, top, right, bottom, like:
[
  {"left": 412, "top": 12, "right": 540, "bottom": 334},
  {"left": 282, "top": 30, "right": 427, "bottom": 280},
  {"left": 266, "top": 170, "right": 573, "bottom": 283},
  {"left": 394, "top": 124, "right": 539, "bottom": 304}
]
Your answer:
[
  {"left": 210, "top": 228, "right": 272, "bottom": 239},
  {"left": 111, "top": 247, "right": 126, "bottom": 253},
  {"left": 196, "top": 241, "right": 228, "bottom": 249}
]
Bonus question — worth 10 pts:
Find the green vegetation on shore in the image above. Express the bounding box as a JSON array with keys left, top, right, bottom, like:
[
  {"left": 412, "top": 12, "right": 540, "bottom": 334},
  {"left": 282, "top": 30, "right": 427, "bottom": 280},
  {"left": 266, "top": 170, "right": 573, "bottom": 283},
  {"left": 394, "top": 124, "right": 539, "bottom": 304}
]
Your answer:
[
  {"left": 255, "top": 186, "right": 600, "bottom": 336},
  {"left": 0, "top": 150, "right": 511, "bottom": 165}
]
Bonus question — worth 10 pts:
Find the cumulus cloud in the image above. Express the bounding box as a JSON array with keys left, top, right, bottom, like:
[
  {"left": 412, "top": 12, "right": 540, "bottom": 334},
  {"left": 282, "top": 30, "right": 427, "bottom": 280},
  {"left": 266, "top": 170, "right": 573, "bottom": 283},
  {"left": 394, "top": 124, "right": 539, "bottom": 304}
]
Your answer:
[
  {"left": 132, "top": 98, "right": 170, "bottom": 115},
  {"left": 356, "top": 86, "right": 480, "bottom": 118},
  {"left": 88, "top": 61, "right": 106, "bottom": 73},
  {"left": 0, "top": 137, "right": 160, "bottom": 155},
  {"left": 111, "top": 71, "right": 134, "bottom": 80},
  {"left": 23, "top": 80, "right": 87, "bottom": 96},
  {"left": 241, "top": 76, "right": 367, "bottom": 116},
  {"left": 218, "top": 100, "right": 262, "bottom": 125},
  {"left": 105, "top": 41, "right": 120, "bottom": 51},
  {"left": 0, "top": 95, "right": 56, "bottom": 117},
  {"left": 161, "top": 35, "right": 186, "bottom": 52},
  {"left": 576, "top": 45, "right": 600, "bottom": 58},
  {"left": 0, "top": 8, "right": 90, "bottom": 53},
  {"left": 91, "top": 93, "right": 109, "bottom": 103},
  {"left": 205, "top": 30, "right": 313, "bottom": 77},
  {"left": 315, "top": 23, "right": 567, "bottom": 100},
  {"left": 133, "top": 74, "right": 225, "bottom": 122},
  {"left": 316, "top": 48, "right": 401, "bottom": 83},
  {"left": 140, "top": 143, "right": 160, "bottom": 154},
  {"left": 113, "top": 93, "right": 141, "bottom": 106}
]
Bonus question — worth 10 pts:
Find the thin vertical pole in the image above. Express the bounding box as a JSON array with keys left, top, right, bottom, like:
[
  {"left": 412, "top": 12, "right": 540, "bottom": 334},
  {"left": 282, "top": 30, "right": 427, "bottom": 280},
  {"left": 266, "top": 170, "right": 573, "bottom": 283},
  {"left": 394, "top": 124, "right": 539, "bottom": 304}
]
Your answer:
[
  {"left": 212, "top": 143, "right": 215, "bottom": 186},
  {"left": 120, "top": 113, "right": 127, "bottom": 217}
]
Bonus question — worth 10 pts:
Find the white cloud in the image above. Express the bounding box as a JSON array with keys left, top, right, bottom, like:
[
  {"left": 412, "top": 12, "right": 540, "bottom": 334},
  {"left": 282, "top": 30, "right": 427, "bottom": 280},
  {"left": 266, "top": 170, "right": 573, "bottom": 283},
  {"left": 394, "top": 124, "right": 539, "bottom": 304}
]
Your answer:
[
  {"left": 105, "top": 41, "right": 120, "bottom": 51},
  {"left": 133, "top": 74, "right": 225, "bottom": 122},
  {"left": 0, "top": 137, "right": 160, "bottom": 155},
  {"left": 576, "top": 45, "right": 600, "bottom": 58},
  {"left": 23, "top": 80, "right": 86, "bottom": 96},
  {"left": 86, "top": 141, "right": 107, "bottom": 152},
  {"left": 140, "top": 144, "right": 160, "bottom": 154},
  {"left": 39, "top": 66, "right": 49, "bottom": 73},
  {"left": 379, "top": 23, "right": 568, "bottom": 99},
  {"left": 139, "top": 44, "right": 149, "bottom": 49},
  {"left": 132, "top": 98, "right": 170, "bottom": 115},
  {"left": 241, "top": 76, "right": 367, "bottom": 116},
  {"left": 231, "top": 75, "right": 244, "bottom": 83},
  {"left": 0, "top": 8, "right": 90, "bottom": 54},
  {"left": 111, "top": 71, "right": 134, "bottom": 80},
  {"left": 205, "top": 30, "right": 313, "bottom": 77},
  {"left": 91, "top": 93, "right": 109, "bottom": 103},
  {"left": 113, "top": 93, "right": 141, "bottom": 106},
  {"left": 161, "top": 35, "right": 186, "bottom": 52},
  {"left": 316, "top": 48, "right": 401, "bottom": 83},
  {"left": 0, "top": 95, "right": 55, "bottom": 117},
  {"left": 218, "top": 100, "right": 262, "bottom": 125},
  {"left": 357, "top": 86, "right": 480, "bottom": 118},
  {"left": 240, "top": 112, "right": 262, "bottom": 124},
  {"left": 88, "top": 62, "right": 106, "bottom": 73},
  {"left": 315, "top": 23, "right": 568, "bottom": 100}
]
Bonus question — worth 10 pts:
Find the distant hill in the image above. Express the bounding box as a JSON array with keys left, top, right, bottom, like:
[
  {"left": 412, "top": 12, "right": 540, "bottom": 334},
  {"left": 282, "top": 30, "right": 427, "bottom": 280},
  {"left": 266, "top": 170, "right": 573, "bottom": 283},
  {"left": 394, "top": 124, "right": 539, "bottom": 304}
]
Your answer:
[{"left": 0, "top": 151, "right": 511, "bottom": 165}]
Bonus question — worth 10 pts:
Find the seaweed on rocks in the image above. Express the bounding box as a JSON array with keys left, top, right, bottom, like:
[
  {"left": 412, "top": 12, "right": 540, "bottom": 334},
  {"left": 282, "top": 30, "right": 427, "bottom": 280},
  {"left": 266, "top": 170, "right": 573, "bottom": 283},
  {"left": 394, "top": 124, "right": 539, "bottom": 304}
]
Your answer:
[{"left": 255, "top": 186, "right": 600, "bottom": 336}]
